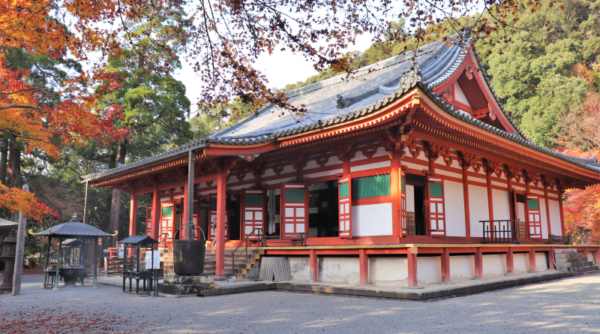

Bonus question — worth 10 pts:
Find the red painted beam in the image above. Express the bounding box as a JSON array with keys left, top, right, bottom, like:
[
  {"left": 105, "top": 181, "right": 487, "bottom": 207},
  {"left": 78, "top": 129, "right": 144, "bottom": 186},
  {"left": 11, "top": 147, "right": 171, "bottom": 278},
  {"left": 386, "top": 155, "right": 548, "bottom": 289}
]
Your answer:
[
  {"left": 315, "top": 250, "right": 359, "bottom": 255},
  {"left": 407, "top": 250, "right": 418, "bottom": 287},
  {"left": 310, "top": 250, "right": 318, "bottom": 283},
  {"left": 359, "top": 249, "right": 368, "bottom": 285},
  {"left": 366, "top": 249, "right": 408, "bottom": 255},
  {"left": 265, "top": 250, "right": 310, "bottom": 256},
  {"left": 441, "top": 248, "right": 450, "bottom": 283},
  {"left": 506, "top": 248, "right": 514, "bottom": 275},
  {"left": 474, "top": 247, "right": 483, "bottom": 279},
  {"left": 529, "top": 247, "right": 537, "bottom": 272}
]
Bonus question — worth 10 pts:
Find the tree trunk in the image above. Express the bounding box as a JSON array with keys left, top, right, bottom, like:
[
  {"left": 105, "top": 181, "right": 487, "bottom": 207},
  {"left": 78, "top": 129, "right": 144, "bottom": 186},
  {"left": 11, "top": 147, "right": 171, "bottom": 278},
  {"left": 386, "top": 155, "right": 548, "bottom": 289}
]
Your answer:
[
  {"left": 0, "top": 138, "right": 8, "bottom": 184},
  {"left": 8, "top": 141, "right": 21, "bottom": 189},
  {"left": 108, "top": 142, "right": 127, "bottom": 247}
]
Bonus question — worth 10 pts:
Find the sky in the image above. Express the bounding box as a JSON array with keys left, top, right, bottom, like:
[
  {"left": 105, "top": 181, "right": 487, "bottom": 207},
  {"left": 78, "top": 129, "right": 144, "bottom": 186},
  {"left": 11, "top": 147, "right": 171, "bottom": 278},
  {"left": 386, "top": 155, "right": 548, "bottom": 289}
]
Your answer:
[{"left": 173, "top": 33, "right": 376, "bottom": 114}]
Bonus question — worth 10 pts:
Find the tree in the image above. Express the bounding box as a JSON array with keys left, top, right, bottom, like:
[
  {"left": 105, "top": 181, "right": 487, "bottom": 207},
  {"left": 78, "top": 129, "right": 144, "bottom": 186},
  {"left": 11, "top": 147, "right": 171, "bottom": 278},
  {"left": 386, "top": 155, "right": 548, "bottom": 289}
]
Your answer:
[{"left": 476, "top": 0, "right": 600, "bottom": 147}]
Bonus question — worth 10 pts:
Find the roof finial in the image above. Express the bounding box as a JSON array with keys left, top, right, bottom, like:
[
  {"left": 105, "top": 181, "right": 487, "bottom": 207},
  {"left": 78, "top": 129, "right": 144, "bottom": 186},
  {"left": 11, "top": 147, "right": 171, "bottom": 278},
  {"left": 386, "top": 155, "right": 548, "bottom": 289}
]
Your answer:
[{"left": 71, "top": 212, "right": 78, "bottom": 222}]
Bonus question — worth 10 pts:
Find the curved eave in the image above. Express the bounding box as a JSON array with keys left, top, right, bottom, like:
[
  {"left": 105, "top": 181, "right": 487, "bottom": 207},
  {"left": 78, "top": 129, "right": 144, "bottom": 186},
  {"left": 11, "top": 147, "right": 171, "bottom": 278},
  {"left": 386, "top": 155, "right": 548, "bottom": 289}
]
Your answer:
[{"left": 417, "top": 90, "right": 600, "bottom": 182}]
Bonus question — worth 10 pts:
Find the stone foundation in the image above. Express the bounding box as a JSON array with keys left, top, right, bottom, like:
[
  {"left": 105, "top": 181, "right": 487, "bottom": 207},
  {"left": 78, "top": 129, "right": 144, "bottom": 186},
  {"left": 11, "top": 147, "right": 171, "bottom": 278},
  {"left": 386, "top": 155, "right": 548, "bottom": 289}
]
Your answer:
[{"left": 158, "top": 273, "right": 217, "bottom": 296}]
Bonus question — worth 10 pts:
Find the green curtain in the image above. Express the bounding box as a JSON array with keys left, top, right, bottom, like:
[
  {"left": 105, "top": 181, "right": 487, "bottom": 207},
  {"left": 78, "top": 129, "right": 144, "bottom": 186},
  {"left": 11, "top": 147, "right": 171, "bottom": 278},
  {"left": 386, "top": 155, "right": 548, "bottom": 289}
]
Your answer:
[{"left": 352, "top": 174, "right": 390, "bottom": 199}]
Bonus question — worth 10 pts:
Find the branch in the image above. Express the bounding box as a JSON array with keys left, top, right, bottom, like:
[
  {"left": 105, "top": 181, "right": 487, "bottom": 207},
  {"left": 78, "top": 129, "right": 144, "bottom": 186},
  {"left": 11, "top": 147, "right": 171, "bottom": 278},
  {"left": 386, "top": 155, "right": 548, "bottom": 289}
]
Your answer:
[{"left": 0, "top": 104, "right": 39, "bottom": 111}]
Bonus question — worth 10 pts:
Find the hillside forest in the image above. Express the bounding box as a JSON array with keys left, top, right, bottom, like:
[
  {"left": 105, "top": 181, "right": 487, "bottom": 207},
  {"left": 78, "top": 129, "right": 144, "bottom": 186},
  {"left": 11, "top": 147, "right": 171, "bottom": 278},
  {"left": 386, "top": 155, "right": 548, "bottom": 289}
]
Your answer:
[{"left": 1, "top": 0, "right": 600, "bottom": 263}]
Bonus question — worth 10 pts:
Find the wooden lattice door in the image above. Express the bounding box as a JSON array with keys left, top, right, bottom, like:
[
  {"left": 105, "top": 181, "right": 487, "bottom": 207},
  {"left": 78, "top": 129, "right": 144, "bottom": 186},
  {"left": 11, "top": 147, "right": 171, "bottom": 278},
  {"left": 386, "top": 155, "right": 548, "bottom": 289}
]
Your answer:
[{"left": 280, "top": 183, "right": 308, "bottom": 236}]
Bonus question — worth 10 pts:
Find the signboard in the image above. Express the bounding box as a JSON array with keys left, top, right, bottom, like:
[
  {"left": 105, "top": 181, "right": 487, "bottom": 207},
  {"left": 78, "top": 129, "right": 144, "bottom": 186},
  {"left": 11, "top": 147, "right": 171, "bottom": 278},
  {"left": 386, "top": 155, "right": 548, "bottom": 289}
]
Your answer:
[
  {"left": 145, "top": 250, "right": 161, "bottom": 269},
  {"left": 118, "top": 247, "right": 124, "bottom": 258}
]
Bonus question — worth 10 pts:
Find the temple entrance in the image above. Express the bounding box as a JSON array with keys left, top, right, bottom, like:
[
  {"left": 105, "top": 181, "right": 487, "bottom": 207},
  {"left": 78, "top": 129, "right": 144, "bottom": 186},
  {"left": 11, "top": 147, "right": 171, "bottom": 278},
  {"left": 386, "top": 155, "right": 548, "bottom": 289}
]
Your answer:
[
  {"left": 229, "top": 194, "right": 242, "bottom": 240},
  {"left": 308, "top": 180, "right": 340, "bottom": 238},
  {"left": 265, "top": 189, "right": 280, "bottom": 236},
  {"left": 405, "top": 174, "right": 427, "bottom": 236}
]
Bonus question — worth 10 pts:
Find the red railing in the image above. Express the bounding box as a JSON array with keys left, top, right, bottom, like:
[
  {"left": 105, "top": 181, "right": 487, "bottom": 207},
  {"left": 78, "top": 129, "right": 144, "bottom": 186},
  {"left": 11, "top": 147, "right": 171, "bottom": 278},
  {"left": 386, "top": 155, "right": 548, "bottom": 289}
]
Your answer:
[{"left": 230, "top": 228, "right": 263, "bottom": 276}]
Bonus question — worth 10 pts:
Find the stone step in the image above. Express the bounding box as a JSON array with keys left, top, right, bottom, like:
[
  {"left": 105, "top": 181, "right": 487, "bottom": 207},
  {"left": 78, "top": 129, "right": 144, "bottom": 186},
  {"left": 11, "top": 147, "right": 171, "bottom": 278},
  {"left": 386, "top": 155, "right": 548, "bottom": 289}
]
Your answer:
[
  {"left": 568, "top": 265, "right": 600, "bottom": 273},
  {"left": 554, "top": 249, "right": 577, "bottom": 254},
  {"left": 555, "top": 258, "right": 590, "bottom": 265},
  {"left": 555, "top": 253, "right": 582, "bottom": 259}
]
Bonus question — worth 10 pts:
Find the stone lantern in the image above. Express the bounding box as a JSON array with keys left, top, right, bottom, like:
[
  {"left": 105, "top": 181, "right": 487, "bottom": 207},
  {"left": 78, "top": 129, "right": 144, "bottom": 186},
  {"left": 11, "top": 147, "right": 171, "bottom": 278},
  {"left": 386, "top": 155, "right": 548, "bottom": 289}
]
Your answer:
[{"left": 0, "top": 229, "right": 17, "bottom": 294}]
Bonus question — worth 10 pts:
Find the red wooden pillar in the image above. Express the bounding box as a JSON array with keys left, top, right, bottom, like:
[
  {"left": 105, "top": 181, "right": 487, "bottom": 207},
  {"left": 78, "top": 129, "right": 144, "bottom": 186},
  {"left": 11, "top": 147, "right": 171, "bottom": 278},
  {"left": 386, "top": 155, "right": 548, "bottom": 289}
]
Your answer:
[
  {"left": 359, "top": 249, "right": 368, "bottom": 285},
  {"left": 309, "top": 249, "right": 318, "bottom": 283},
  {"left": 408, "top": 247, "right": 418, "bottom": 287},
  {"left": 485, "top": 171, "right": 494, "bottom": 221},
  {"left": 474, "top": 247, "right": 483, "bottom": 279},
  {"left": 391, "top": 156, "right": 401, "bottom": 238},
  {"left": 441, "top": 247, "right": 450, "bottom": 283},
  {"left": 215, "top": 172, "right": 226, "bottom": 278},
  {"left": 595, "top": 248, "right": 600, "bottom": 265},
  {"left": 582, "top": 248, "right": 588, "bottom": 260},
  {"left": 558, "top": 189, "right": 566, "bottom": 235},
  {"left": 548, "top": 248, "right": 555, "bottom": 269},
  {"left": 462, "top": 163, "right": 471, "bottom": 239},
  {"left": 129, "top": 193, "right": 138, "bottom": 236},
  {"left": 151, "top": 185, "right": 160, "bottom": 248},
  {"left": 529, "top": 247, "right": 536, "bottom": 272},
  {"left": 506, "top": 247, "right": 514, "bottom": 275}
]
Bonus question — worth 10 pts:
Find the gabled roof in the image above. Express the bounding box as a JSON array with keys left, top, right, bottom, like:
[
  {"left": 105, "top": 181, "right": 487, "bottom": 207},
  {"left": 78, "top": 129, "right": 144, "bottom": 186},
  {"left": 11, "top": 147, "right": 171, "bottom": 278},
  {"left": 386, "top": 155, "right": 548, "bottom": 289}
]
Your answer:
[{"left": 82, "top": 33, "right": 600, "bottom": 182}]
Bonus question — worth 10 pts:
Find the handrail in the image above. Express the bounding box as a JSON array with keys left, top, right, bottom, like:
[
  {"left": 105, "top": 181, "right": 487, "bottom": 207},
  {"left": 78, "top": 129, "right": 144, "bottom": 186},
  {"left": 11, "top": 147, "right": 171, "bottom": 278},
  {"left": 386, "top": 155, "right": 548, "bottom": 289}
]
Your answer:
[
  {"left": 230, "top": 228, "right": 263, "bottom": 277},
  {"left": 479, "top": 219, "right": 521, "bottom": 244}
]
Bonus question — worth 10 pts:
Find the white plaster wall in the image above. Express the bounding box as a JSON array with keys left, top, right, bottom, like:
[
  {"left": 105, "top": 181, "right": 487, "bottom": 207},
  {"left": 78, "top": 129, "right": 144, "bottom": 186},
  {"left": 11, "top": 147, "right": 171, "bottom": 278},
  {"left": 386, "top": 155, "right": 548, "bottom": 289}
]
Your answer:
[
  {"left": 304, "top": 160, "right": 319, "bottom": 170},
  {"left": 444, "top": 180, "right": 466, "bottom": 237},
  {"left": 587, "top": 252, "right": 595, "bottom": 263},
  {"left": 281, "top": 164, "right": 295, "bottom": 174},
  {"left": 369, "top": 257, "right": 407, "bottom": 283},
  {"left": 352, "top": 203, "right": 393, "bottom": 236},
  {"left": 288, "top": 257, "right": 310, "bottom": 281},
  {"left": 350, "top": 151, "right": 367, "bottom": 162},
  {"left": 468, "top": 185, "right": 489, "bottom": 237},
  {"left": 548, "top": 200, "right": 562, "bottom": 236},
  {"left": 372, "top": 146, "right": 388, "bottom": 158},
  {"left": 304, "top": 169, "right": 343, "bottom": 179},
  {"left": 492, "top": 189, "right": 510, "bottom": 221},
  {"left": 436, "top": 169, "right": 463, "bottom": 180},
  {"left": 319, "top": 257, "right": 360, "bottom": 283},
  {"left": 326, "top": 156, "right": 343, "bottom": 166},
  {"left": 350, "top": 160, "right": 391, "bottom": 172},
  {"left": 288, "top": 253, "right": 549, "bottom": 285},
  {"left": 540, "top": 198, "right": 549, "bottom": 239}
]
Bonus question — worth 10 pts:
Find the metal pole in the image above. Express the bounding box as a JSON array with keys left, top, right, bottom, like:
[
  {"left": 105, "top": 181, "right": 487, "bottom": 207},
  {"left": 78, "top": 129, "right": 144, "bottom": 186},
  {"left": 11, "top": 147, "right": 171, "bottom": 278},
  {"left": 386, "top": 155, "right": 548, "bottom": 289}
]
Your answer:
[
  {"left": 93, "top": 238, "right": 98, "bottom": 288},
  {"left": 83, "top": 181, "right": 90, "bottom": 224},
  {"left": 12, "top": 184, "right": 29, "bottom": 296},
  {"left": 43, "top": 236, "right": 51, "bottom": 288},
  {"left": 187, "top": 150, "right": 195, "bottom": 240},
  {"left": 54, "top": 238, "right": 62, "bottom": 290}
]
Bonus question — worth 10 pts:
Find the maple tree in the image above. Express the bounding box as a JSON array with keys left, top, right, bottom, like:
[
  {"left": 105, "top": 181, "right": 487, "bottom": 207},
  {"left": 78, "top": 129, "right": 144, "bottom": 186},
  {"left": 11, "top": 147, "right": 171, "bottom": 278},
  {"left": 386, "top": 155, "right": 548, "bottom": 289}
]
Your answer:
[{"left": 558, "top": 93, "right": 600, "bottom": 244}]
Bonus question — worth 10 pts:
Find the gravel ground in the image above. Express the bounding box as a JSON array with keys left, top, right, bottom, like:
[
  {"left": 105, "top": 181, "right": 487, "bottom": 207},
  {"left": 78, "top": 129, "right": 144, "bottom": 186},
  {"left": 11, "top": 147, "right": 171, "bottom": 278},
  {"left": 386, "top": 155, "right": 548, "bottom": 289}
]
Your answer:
[{"left": 1, "top": 275, "right": 599, "bottom": 333}]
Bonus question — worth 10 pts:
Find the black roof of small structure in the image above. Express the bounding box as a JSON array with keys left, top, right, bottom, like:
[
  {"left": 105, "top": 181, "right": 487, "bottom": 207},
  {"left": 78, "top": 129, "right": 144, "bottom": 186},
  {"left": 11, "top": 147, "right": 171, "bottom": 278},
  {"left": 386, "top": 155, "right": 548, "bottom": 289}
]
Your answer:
[
  {"left": 118, "top": 235, "right": 159, "bottom": 245},
  {"left": 36, "top": 216, "right": 112, "bottom": 238},
  {"left": 81, "top": 33, "right": 600, "bottom": 182}
]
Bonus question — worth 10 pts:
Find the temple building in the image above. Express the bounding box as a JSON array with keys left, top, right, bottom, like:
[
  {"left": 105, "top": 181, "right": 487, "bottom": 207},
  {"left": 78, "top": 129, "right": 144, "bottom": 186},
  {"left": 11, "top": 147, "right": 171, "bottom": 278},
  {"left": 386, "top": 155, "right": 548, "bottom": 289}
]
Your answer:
[{"left": 83, "top": 34, "right": 600, "bottom": 286}]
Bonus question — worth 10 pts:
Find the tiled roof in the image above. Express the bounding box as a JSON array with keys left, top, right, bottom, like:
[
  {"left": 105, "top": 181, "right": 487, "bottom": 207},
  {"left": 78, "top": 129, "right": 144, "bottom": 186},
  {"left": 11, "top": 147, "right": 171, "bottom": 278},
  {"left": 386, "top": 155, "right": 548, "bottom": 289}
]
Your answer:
[{"left": 82, "top": 34, "right": 600, "bottom": 182}]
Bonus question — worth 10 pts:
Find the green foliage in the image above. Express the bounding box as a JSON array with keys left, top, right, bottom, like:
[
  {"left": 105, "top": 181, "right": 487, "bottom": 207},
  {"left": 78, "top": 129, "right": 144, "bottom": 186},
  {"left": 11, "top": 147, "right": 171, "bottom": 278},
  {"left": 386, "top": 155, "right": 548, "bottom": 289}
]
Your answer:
[{"left": 477, "top": 0, "right": 600, "bottom": 147}]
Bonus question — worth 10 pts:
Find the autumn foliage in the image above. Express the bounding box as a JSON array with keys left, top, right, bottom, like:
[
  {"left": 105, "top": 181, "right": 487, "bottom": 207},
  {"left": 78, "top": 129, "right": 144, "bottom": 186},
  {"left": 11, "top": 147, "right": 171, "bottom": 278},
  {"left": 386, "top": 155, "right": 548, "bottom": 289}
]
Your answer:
[{"left": 0, "top": 0, "right": 128, "bottom": 220}]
